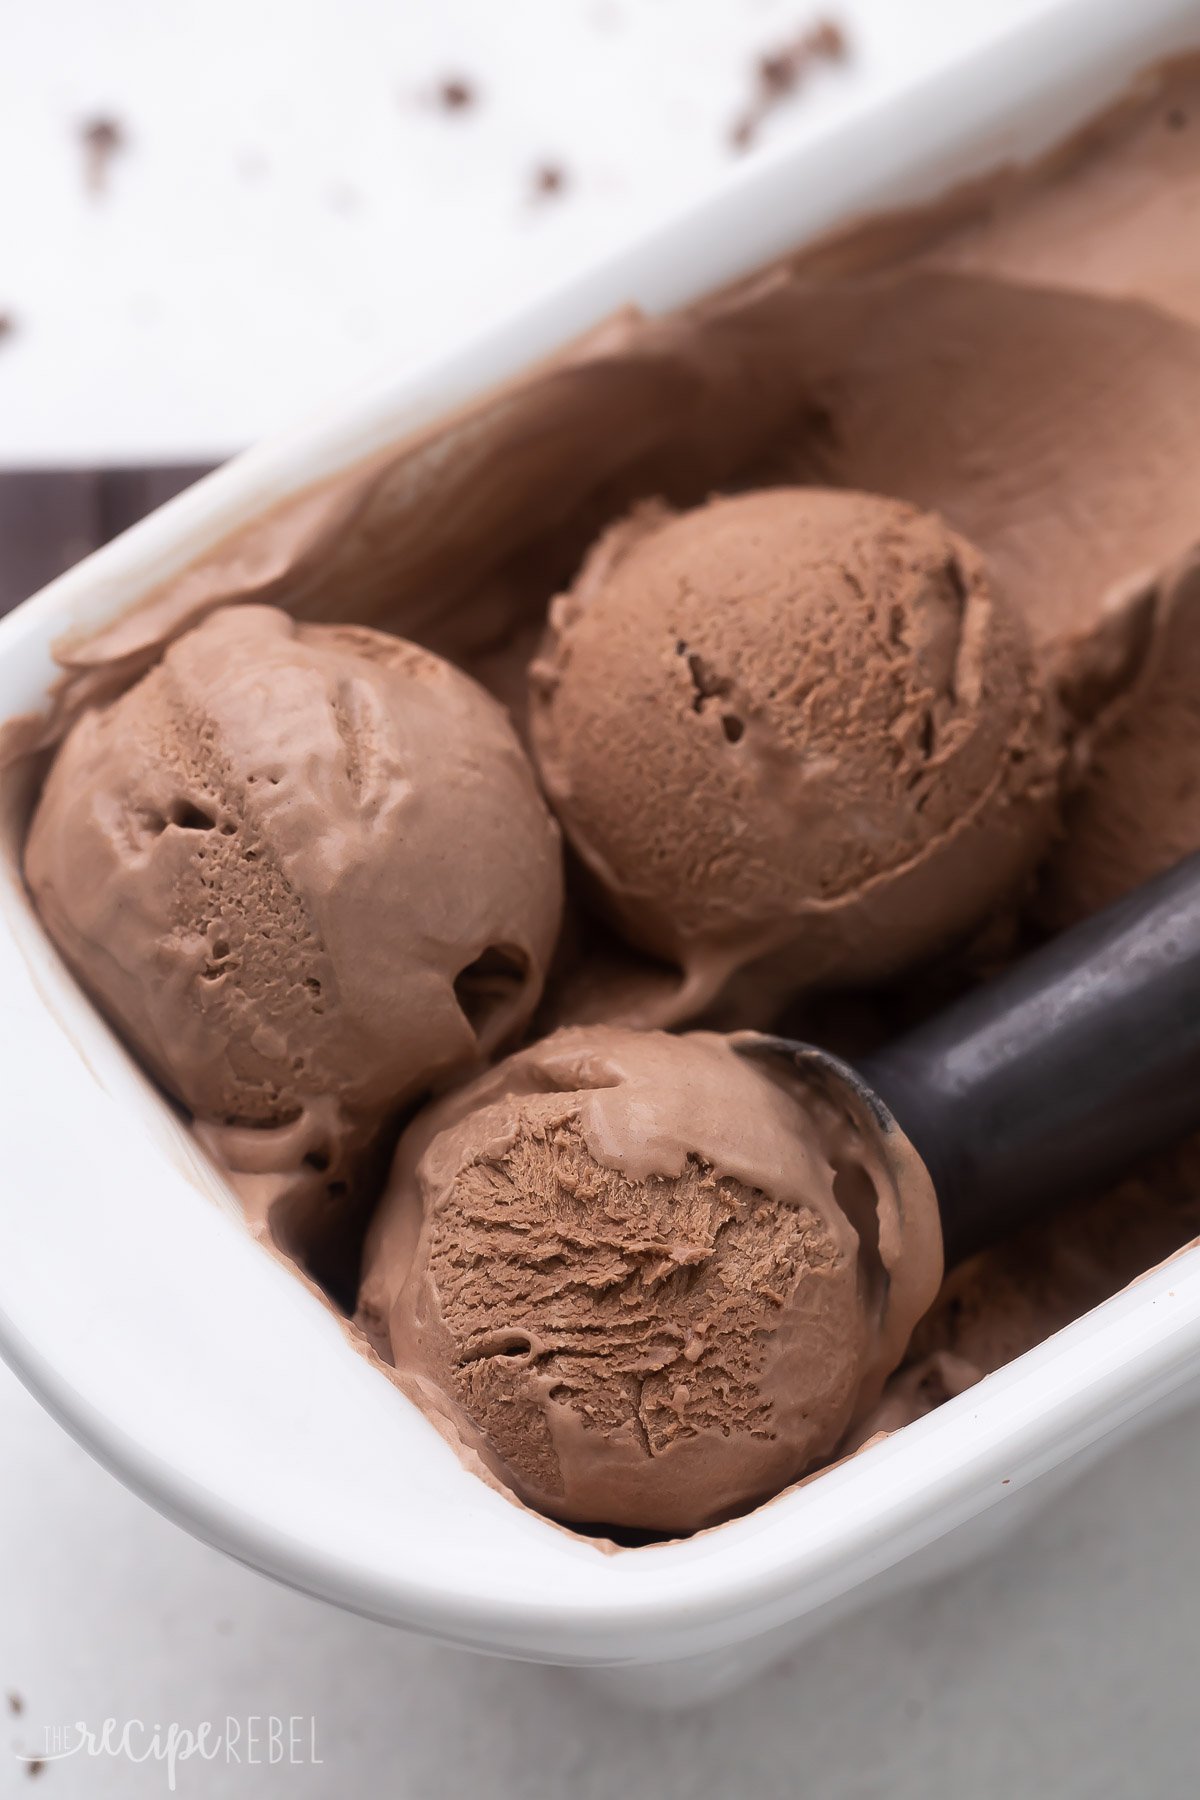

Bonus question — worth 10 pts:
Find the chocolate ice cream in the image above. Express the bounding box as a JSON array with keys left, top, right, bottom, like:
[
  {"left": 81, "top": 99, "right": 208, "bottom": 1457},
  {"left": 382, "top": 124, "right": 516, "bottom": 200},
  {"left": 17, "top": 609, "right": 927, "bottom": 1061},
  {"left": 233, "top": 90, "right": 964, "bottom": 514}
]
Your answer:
[
  {"left": 530, "top": 488, "right": 1057, "bottom": 1021},
  {"left": 10, "top": 54, "right": 1200, "bottom": 1537},
  {"left": 25, "top": 604, "right": 563, "bottom": 1263},
  {"left": 360, "top": 1025, "right": 940, "bottom": 1532},
  {"left": 1039, "top": 550, "right": 1200, "bottom": 929}
]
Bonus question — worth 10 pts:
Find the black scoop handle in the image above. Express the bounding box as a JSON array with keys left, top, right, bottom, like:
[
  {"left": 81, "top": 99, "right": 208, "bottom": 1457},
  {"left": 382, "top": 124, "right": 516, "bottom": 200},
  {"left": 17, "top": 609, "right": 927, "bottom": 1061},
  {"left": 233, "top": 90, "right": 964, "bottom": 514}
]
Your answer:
[{"left": 859, "top": 852, "right": 1200, "bottom": 1265}]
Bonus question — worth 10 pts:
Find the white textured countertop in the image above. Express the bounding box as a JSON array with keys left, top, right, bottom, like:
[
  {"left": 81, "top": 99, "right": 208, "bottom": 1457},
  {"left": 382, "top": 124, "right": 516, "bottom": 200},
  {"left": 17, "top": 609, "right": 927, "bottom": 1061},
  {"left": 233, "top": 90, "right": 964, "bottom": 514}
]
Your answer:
[
  {"left": 0, "top": 0, "right": 1054, "bottom": 462},
  {"left": 4, "top": 1358, "right": 1200, "bottom": 1797},
  {"left": 3, "top": 2, "right": 1200, "bottom": 1794}
]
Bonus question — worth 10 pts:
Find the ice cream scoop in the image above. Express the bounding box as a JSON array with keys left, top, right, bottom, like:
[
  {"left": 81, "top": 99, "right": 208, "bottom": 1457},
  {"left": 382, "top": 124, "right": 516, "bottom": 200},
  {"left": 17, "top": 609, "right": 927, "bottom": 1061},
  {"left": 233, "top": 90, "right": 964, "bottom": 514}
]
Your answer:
[
  {"left": 24, "top": 604, "right": 563, "bottom": 1276},
  {"left": 363, "top": 853, "right": 1200, "bottom": 1534},
  {"left": 820, "top": 846, "right": 1200, "bottom": 1266},
  {"left": 529, "top": 486, "right": 1059, "bottom": 1023}
]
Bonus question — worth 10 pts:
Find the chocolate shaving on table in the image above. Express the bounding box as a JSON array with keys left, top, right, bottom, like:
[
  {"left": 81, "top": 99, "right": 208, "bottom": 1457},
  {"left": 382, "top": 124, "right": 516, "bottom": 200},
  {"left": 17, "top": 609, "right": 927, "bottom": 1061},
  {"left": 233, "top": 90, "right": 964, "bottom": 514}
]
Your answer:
[
  {"left": 80, "top": 115, "right": 127, "bottom": 196},
  {"left": 437, "top": 77, "right": 476, "bottom": 112},
  {"left": 730, "top": 19, "right": 848, "bottom": 150},
  {"left": 531, "top": 161, "right": 568, "bottom": 199}
]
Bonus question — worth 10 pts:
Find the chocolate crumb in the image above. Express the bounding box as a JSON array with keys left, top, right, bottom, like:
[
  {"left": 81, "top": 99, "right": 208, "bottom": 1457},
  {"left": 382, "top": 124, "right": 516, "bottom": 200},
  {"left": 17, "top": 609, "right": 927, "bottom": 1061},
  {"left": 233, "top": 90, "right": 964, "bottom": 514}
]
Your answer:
[
  {"left": 25, "top": 1761, "right": 44, "bottom": 1780},
  {"left": 730, "top": 18, "right": 848, "bottom": 151},
  {"left": 80, "top": 115, "right": 127, "bottom": 196},
  {"left": 438, "top": 77, "right": 476, "bottom": 112},
  {"left": 0, "top": 313, "right": 14, "bottom": 345},
  {"left": 7, "top": 1691, "right": 23, "bottom": 1714},
  {"left": 532, "top": 162, "right": 567, "bottom": 199}
]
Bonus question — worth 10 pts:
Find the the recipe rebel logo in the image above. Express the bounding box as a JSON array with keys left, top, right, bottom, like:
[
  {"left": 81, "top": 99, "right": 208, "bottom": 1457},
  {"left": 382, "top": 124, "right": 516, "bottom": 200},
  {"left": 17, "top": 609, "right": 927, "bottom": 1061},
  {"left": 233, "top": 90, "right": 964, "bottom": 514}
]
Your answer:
[{"left": 13, "top": 1715, "right": 322, "bottom": 1788}]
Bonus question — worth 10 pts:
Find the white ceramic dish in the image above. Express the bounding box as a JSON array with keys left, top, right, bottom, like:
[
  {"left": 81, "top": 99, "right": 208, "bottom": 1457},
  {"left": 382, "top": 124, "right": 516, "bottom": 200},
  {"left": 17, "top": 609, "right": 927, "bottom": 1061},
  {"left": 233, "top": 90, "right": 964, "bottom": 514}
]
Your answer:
[{"left": 2, "top": 0, "right": 1199, "bottom": 1712}]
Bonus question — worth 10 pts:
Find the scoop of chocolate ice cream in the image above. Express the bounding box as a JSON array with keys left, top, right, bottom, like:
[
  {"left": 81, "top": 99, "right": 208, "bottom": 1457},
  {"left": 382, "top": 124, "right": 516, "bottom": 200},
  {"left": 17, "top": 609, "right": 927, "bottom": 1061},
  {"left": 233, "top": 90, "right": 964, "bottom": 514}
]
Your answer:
[
  {"left": 25, "top": 605, "right": 563, "bottom": 1252},
  {"left": 359, "top": 1026, "right": 941, "bottom": 1534},
  {"left": 529, "top": 488, "right": 1058, "bottom": 1023}
]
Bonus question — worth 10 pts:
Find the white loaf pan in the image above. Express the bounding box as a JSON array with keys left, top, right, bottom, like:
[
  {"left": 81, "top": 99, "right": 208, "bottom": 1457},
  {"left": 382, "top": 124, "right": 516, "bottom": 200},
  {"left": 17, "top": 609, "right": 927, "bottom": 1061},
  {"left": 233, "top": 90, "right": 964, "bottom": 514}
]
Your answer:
[{"left": 1, "top": 0, "right": 1199, "bottom": 1712}]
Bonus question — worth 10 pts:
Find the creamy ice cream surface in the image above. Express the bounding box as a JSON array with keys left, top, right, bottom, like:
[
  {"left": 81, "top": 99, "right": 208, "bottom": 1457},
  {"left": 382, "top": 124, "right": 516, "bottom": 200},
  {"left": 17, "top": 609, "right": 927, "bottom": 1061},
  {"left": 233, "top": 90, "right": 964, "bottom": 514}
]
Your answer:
[
  {"left": 1039, "top": 550, "right": 1200, "bottom": 930},
  {"left": 25, "top": 604, "right": 563, "bottom": 1273},
  {"left": 359, "top": 1026, "right": 940, "bottom": 1533},
  {"left": 530, "top": 488, "right": 1058, "bottom": 1023}
]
